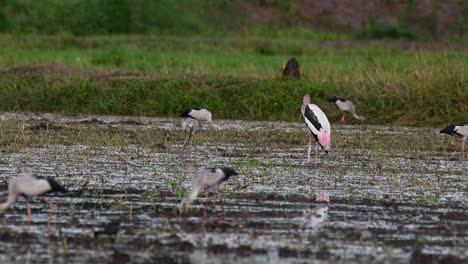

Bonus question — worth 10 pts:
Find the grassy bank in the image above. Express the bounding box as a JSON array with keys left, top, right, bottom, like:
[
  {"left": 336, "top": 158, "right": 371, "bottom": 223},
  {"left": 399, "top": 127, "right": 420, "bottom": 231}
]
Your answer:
[
  {"left": 0, "top": 66, "right": 466, "bottom": 126},
  {"left": 0, "top": 35, "right": 466, "bottom": 126}
]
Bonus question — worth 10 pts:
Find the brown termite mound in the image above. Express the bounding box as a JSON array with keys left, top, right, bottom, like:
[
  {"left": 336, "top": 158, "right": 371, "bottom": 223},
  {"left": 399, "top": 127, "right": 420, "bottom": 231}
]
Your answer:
[{"left": 282, "top": 57, "right": 300, "bottom": 80}]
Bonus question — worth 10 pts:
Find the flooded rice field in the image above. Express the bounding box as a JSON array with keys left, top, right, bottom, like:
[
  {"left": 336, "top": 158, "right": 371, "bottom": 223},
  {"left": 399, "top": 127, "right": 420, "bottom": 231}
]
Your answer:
[{"left": 0, "top": 113, "right": 466, "bottom": 263}]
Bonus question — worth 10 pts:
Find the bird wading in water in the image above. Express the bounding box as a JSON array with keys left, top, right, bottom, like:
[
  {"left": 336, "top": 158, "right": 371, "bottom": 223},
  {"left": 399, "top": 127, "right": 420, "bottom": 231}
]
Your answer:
[
  {"left": 0, "top": 175, "right": 67, "bottom": 233},
  {"left": 178, "top": 167, "right": 239, "bottom": 221}
]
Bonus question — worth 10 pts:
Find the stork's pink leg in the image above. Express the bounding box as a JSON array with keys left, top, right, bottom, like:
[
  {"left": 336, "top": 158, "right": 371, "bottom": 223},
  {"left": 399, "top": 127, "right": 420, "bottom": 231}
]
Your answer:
[
  {"left": 341, "top": 113, "right": 346, "bottom": 125},
  {"left": 462, "top": 139, "right": 465, "bottom": 160},
  {"left": 307, "top": 133, "right": 313, "bottom": 168},
  {"left": 25, "top": 198, "right": 32, "bottom": 232},
  {"left": 217, "top": 192, "right": 225, "bottom": 221},
  {"left": 41, "top": 197, "right": 54, "bottom": 234},
  {"left": 179, "top": 135, "right": 190, "bottom": 160},
  {"left": 188, "top": 134, "right": 194, "bottom": 160},
  {"left": 202, "top": 191, "right": 209, "bottom": 222},
  {"left": 315, "top": 144, "right": 319, "bottom": 169}
]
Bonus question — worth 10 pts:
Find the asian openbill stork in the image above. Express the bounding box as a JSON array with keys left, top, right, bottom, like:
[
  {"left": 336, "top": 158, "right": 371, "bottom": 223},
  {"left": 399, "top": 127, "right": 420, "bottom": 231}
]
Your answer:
[
  {"left": 178, "top": 167, "right": 239, "bottom": 220},
  {"left": 0, "top": 175, "right": 67, "bottom": 232},
  {"left": 181, "top": 108, "right": 221, "bottom": 130},
  {"left": 440, "top": 123, "right": 468, "bottom": 159},
  {"left": 328, "top": 97, "right": 366, "bottom": 125},
  {"left": 301, "top": 95, "right": 331, "bottom": 168}
]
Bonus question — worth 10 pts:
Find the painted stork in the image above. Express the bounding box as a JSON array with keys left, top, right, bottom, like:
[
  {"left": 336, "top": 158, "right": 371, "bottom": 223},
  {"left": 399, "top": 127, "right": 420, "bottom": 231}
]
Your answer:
[
  {"left": 328, "top": 97, "right": 366, "bottom": 125},
  {"left": 181, "top": 108, "right": 221, "bottom": 130},
  {"left": 178, "top": 167, "right": 239, "bottom": 220},
  {"left": 301, "top": 95, "right": 331, "bottom": 168},
  {"left": 440, "top": 123, "right": 468, "bottom": 159},
  {"left": 0, "top": 175, "right": 67, "bottom": 232},
  {"left": 180, "top": 117, "right": 200, "bottom": 160}
]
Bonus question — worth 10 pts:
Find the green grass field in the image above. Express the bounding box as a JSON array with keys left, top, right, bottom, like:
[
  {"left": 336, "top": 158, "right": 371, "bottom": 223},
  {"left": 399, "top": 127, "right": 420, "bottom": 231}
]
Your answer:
[{"left": 0, "top": 34, "right": 467, "bottom": 126}]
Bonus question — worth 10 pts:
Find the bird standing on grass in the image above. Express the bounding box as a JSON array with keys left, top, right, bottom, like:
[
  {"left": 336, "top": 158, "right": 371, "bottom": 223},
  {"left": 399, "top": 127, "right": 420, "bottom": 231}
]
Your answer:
[
  {"left": 181, "top": 108, "right": 221, "bottom": 130},
  {"left": 0, "top": 175, "right": 67, "bottom": 233},
  {"left": 440, "top": 123, "right": 468, "bottom": 159},
  {"left": 301, "top": 95, "right": 331, "bottom": 168},
  {"left": 180, "top": 117, "right": 200, "bottom": 160},
  {"left": 327, "top": 97, "right": 366, "bottom": 125},
  {"left": 178, "top": 167, "right": 239, "bottom": 220}
]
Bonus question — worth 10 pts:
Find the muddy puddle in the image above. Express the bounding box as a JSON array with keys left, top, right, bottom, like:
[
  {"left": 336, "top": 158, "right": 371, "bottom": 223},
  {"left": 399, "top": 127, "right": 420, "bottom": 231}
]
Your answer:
[{"left": 0, "top": 113, "right": 466, "bottom": 263}]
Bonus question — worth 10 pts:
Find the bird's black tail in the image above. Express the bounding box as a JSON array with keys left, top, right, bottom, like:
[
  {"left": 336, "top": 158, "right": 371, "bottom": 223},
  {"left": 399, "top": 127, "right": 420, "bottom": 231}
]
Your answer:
[
  {"left": 440, "top": 125, "right": 455, "bottom": 134},
  {"left": 46, "top": 177, "right": 67, "bottom": 192},
  {"left": 180, "top": 109, "right": 192, "bottom": 118}
]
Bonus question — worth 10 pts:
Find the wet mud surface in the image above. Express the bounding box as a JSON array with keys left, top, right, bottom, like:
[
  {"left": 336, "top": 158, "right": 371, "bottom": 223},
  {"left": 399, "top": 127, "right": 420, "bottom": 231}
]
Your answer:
[{"left": 0, "top": 113, "right": 466, "bottom": 263}]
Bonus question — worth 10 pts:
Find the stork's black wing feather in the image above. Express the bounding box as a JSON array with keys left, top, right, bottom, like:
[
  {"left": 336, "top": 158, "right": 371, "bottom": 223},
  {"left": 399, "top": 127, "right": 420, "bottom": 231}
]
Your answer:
[
  {"left": 440, "top": 125, "right": 462, "bottom": 137},
  {"left": 46, "top": 177, "right": 67, "bottom": 192},
  {"left": 440, "top": 123, "right": 468, "bottom": 137},
  {"left": 304, "top": 105, "right": 322, "bottom": 132},
  {"left": 180, "top": 109, "right": 192, "bottom": 118},
  {"left": 219, "top": 167, "right": 239, "bottom": 182}
]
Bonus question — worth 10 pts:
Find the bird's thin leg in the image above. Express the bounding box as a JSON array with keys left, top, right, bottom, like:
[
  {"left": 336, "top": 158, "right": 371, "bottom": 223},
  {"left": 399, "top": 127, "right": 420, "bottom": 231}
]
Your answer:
[
  {"left": 307, "top": 132, "right": 312, "bottom": 168},
  {"left": 203, "top": 191, "right": 209, "bottom": 221},
  {"left": 41, "top": 197, "right": 54, "bottom": 234},
  {"left": 315, "top": 144, "right": 319, "bottom": 169},
  {"left": 25, "top": 198, "right": 32, "bottom": 232},
  {"left": 179, "top": 134, "right": 190, "bottom": 160},
  {"left": 341, "top": 113, "right": 346, "bottom": 125},
  {"left": 188, "top": 133, "right": 194, "bottom": 160},
  {"left": 462, "top": 138, "right": 466, "bottom": 160},
  {"left": 217, "top": 191, "right": 225, "bottom": 221}
]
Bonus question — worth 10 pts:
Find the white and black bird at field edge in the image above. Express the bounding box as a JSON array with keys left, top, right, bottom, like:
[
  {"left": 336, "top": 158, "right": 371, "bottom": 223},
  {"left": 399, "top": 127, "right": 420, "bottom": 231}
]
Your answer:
[
  {"left": 301, "top": 95, "right": 331, "bottom": 168},
  {"left": 0, "top": 175, "right": 67, "bottom": 232},
  {"left": 180, "top": 108, "right": 221, "bottom": 130},
  {"left": 440, "top": 123, "right": 468, "bottom": 159},
  {"left": 178, "top": 167, "right": 239, "bottom": 220},
  {"left": 328, "top": 97, "right": 365, "bottom": 125}
]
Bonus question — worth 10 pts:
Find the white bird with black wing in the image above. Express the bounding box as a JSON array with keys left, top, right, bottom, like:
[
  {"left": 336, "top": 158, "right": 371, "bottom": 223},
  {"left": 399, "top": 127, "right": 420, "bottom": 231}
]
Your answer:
[
  {"left": 178, "top": 167, "right": 239, "bottom": 220},
  {"left": 301, "top": 95, "right": 331, "bottom": 168},
  {"left": 181, "top": 108, "right": 221, "bottom": 130},
  {"left": 328, "top": 97, "right": 365, "bottom": 125},
  {"left": 440, "top": 123, "right": 468, "bottom": 159},
  {"left": 0, "top": 175, "right": 67, "bottom": 232}
]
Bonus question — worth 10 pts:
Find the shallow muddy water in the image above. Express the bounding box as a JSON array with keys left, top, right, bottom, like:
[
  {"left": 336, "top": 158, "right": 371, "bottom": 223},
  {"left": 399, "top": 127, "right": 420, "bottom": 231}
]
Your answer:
[{"left": 0, "top": 113, "right": 466, "bottom": 263}]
